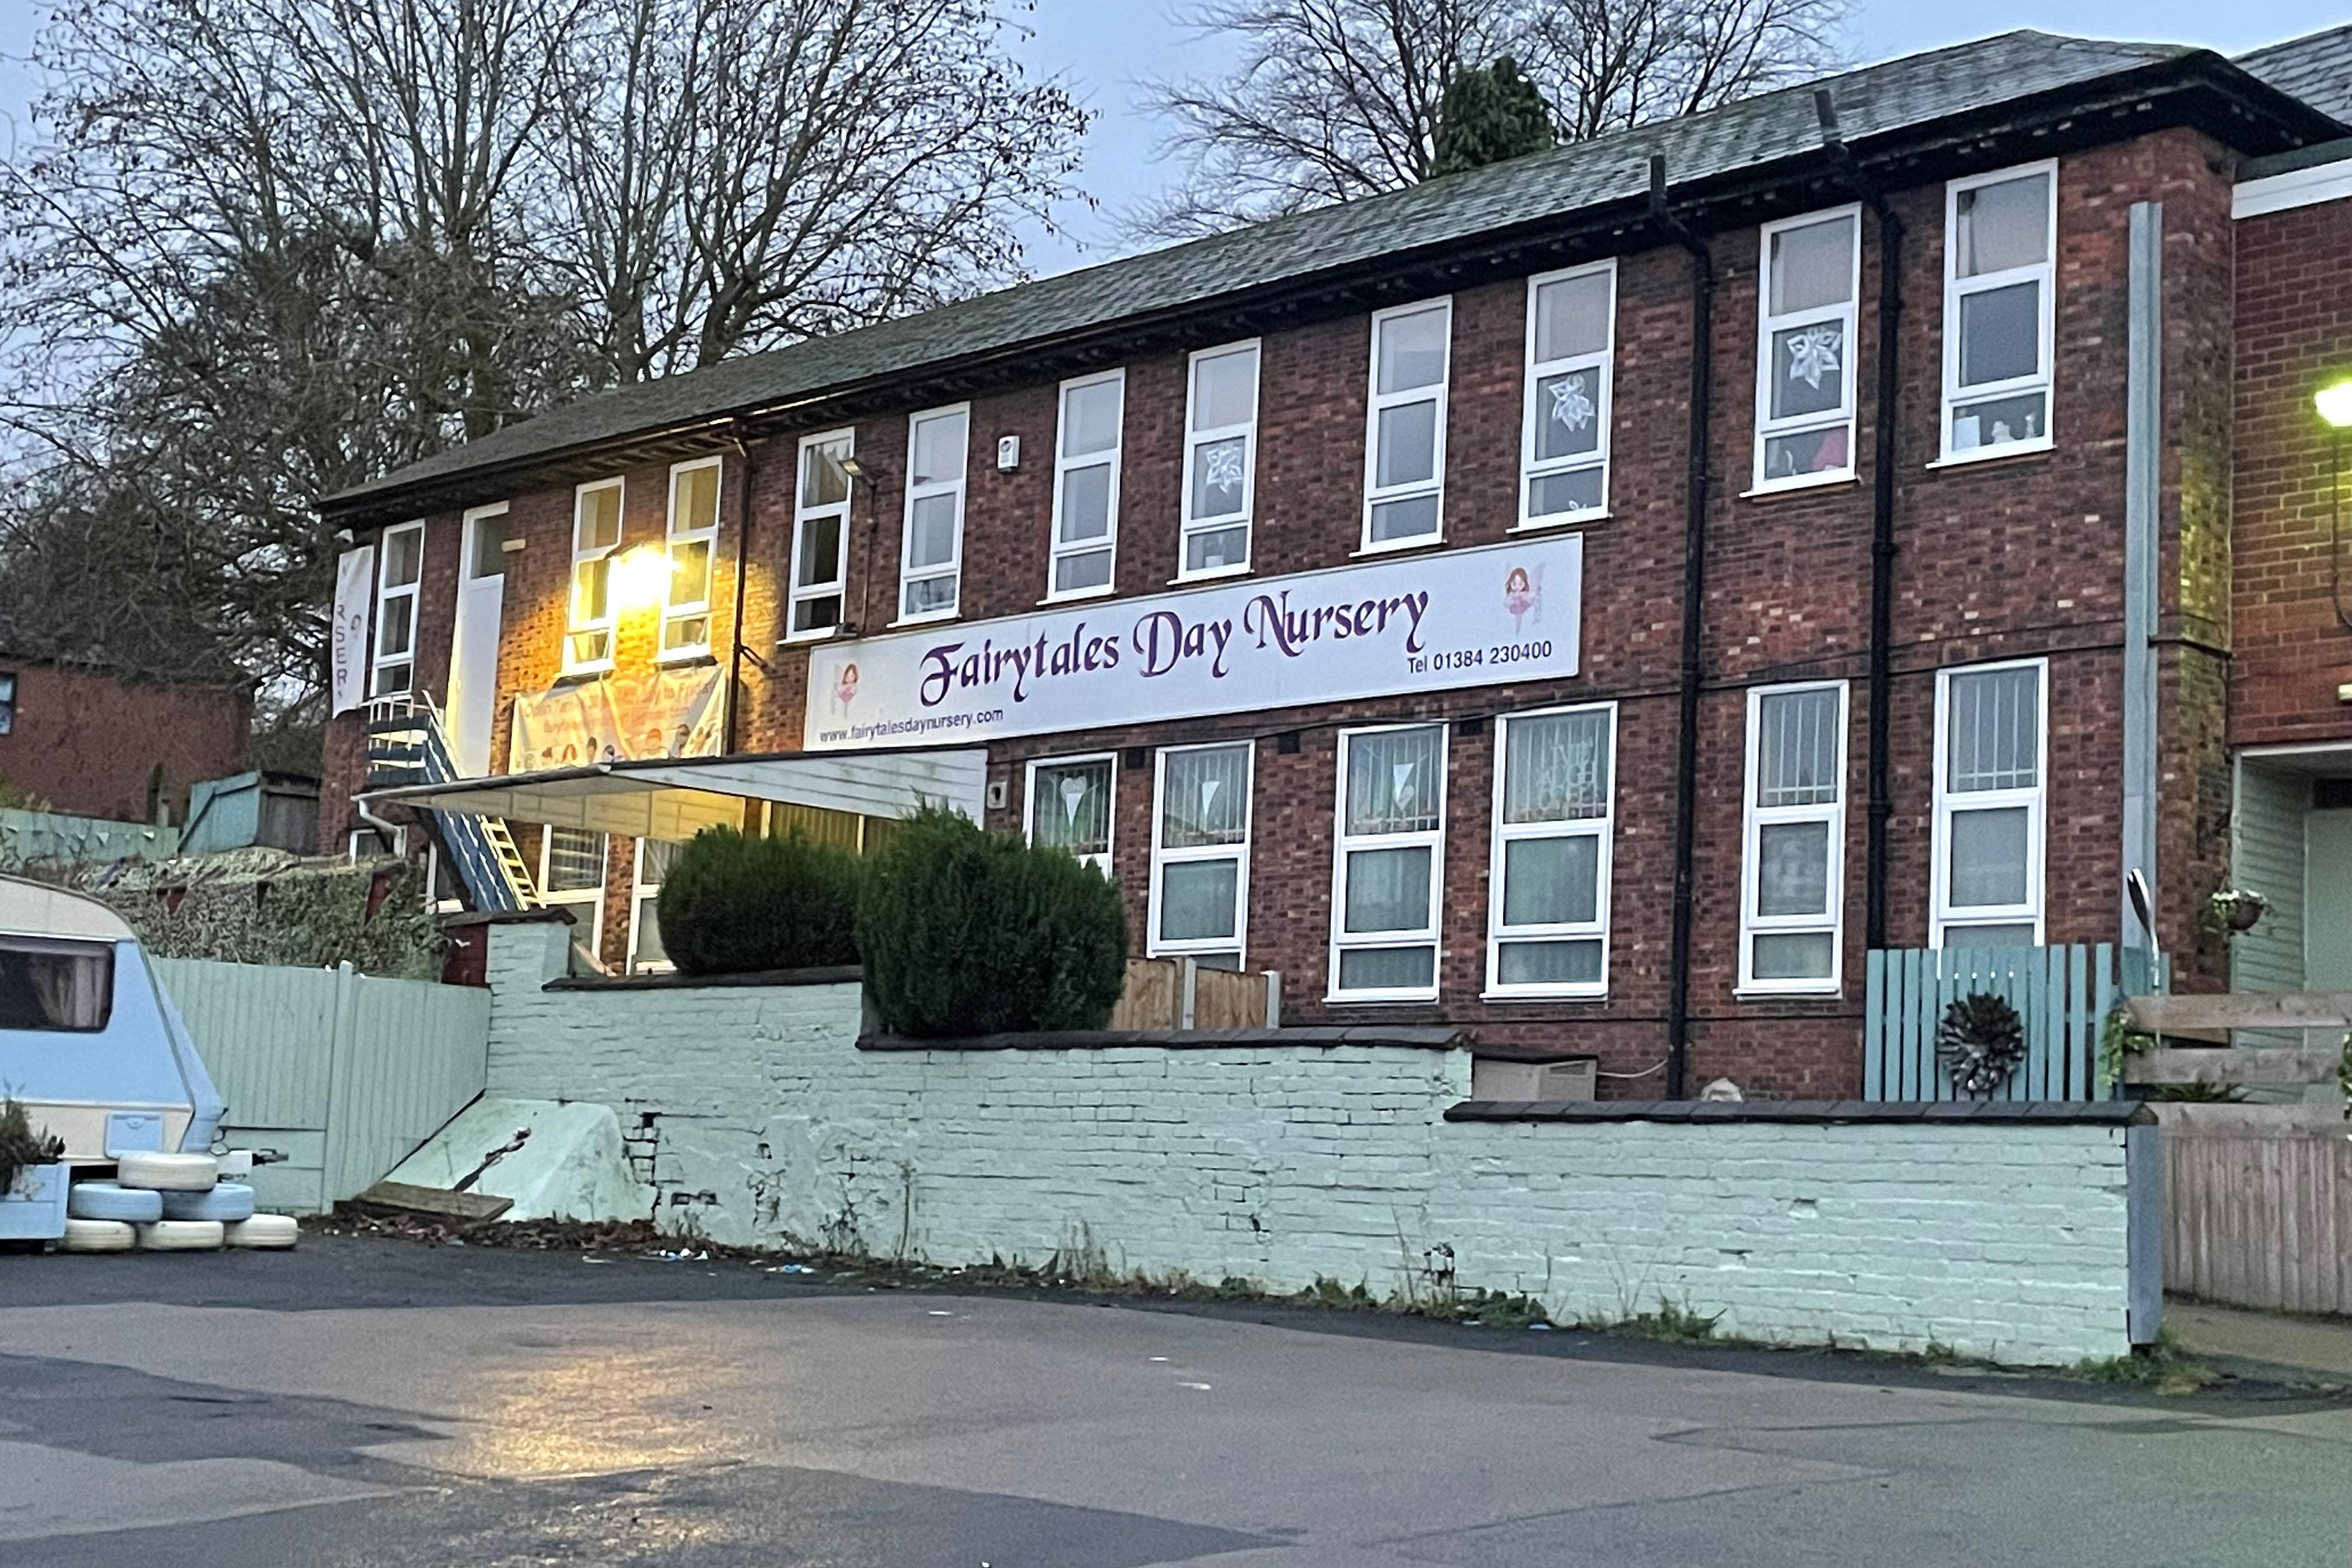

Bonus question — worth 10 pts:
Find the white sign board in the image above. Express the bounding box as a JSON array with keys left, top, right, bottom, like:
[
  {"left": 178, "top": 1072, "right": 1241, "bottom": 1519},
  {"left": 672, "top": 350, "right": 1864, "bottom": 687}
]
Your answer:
[
  {"left": 804, "top": 534, "right": 1581, "bottom": 751},
  {"left": 330, "top": 545, "right": 375, "bottom": 717}
]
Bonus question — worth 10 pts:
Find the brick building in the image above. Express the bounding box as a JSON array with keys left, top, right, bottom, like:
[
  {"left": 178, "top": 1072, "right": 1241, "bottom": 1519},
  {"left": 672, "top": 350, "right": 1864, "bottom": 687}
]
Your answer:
[
  {"left": 318, "top": 27, "right": 2352, "bottom": 1097},
  {"left": 0, "top": 653, "right": 251, "bottom": 824}
]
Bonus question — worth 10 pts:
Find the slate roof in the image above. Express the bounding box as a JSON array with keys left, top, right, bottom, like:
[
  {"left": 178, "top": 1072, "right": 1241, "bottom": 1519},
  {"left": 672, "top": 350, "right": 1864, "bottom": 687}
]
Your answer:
[
  {"left": 326, "top": 29, "right": 2329, "bottom": 519},
  {"left": 2239, "top": 22, "right": 2352, "bottom": 124}
]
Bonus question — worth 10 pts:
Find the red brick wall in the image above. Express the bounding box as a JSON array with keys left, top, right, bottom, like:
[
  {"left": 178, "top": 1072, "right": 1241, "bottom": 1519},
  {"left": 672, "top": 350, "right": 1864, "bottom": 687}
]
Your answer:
[
  {"left": 0, "top": 660, "right": 250, "bottom": 822},
  {"left": 316, "top": 128, "right": 2245, "bottom": 1091}
]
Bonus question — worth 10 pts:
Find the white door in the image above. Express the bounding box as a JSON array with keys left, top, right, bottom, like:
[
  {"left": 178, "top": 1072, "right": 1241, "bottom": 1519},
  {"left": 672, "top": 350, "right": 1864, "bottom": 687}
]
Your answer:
[
  {"left": 447, "top": 506, "right": 509, "bottom": 776},
  {"left": 2306, "top": 809, "right": 2352, "bottom": 990}
]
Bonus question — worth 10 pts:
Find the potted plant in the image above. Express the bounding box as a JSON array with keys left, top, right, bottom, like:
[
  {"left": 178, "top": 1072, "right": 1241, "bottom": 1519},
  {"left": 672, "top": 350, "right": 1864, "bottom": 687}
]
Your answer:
[
  {"left": 2207, "top": 887, "right": 2269, "bottom": 935},
  {"left": 0, "top": 1097, "right": 68, "bottom": 1243}
]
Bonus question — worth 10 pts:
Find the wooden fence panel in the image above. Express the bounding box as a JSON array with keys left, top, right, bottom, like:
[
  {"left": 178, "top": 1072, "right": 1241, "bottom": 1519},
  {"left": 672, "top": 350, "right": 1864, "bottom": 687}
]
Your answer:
[
  {"left": 2162, "top": 1113, "right": 2350, "bottom": 1317},
  {"left": 1110, "top": 957, "right": 1270, "bottom": 1031},
  {"left": 1861, "top": 943, "right": 2141, "bottom": 1102}
]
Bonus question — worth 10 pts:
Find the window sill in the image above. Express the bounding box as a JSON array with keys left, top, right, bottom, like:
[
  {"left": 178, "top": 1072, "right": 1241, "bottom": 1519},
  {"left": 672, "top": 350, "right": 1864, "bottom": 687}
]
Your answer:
[
  {"left": 1323, "top": 990, "right": 1441, "bottom": 1005},
  {"left": 1170, "top": 562, "right": 1254, "bottom": 586},
  {"left": 1039, "top": 583, "right": 1116, "bottom": 607},
  {"left": 1510, "top": 512, "right": 1608, "bottom": 533},
  {"left": 653, "top": 650, "right": 715, "bottom": 668},
  {"left": 1349, "top": 534, "right": 1446, "bottom": 560},
  {"left": 1927, "top": 439, "right": 2053, "bottom": 472},
  {"left": 888, "top": 610, "right": 960, "bottom": 630},
  {"left": 555, "top": 665, "right": 613, "bottom": 684},
  {"left": 1734, "top": 984, "right": 1843, "bottom": 1000},
  {"left": 1741, "top": 472, "right": 1857, "bottom": 501},
  {"left": 1480, "top": 988, "right": 1608, "bottom": 1003}
]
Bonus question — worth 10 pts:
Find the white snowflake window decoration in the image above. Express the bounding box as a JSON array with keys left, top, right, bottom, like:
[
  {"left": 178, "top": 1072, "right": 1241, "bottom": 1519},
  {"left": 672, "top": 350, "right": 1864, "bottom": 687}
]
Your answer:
[
  {"left": 1548, "top": 374, "right": 1595, "bottom": 432},
  {"left": 1202, "top": 443, "right": 1245, "bottom": 494},
  {"left": 1786, "top": 324, "right": 1842, "bottom": 390}
]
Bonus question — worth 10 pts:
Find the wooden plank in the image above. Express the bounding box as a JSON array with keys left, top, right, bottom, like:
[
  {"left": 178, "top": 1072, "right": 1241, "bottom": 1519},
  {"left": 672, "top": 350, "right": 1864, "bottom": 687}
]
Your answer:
[
  {"left": 352, "top": 1180, "right": 514, "bottom": 1223},
  {"left": 1905, "top": 946, "right": 1931, "bottom": 1100},
  {"left": 2122, "top": 1048, "right": 2342, "bottom": 1084},
  {"left": 2128, "top": 991, "right": 2352, "bottom": 1031},
  {"left": 1190, "top": 967, "right": 1269, "bottom": 1030},
  {"left": 1864, "top": 950, "right": 1887, "bottom": 1100},
  {"left": 1108, "top": 958, "right": 1180, "bottom": 1031}
]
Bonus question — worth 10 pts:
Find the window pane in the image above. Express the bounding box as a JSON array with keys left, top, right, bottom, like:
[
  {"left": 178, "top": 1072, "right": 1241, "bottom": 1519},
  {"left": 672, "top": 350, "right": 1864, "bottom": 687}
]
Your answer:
[
  {"left": 1944, "top": 922, "right": 2037, "bottom": 950},
  {"left": 1054, "top": 548, "right": 1112, "bottom": 594},
  {"left": 377, "top": 598, "right": 414, "bottom": 658},
  {"left": 574, "top": 558, "right": 610, "bottom": 622},
  {"left": 1497, "top": 938, "right": 1601, "bottom": 987},
  {"left": 1161, "top": 746, "right": 1250, "bottom": 848},
  {"left": 1160, "top": 860, "right": 1239, "bottom": 942},
  {"left": 1185, "top": 525, "right": 1250, "bottom": 574},
  {"left": 668, "top": 538, "right": 711, "bottom": 607},
  {"left": 663, "top": 614, "right": 709, "bottom": 652},
  {"left": 911, "top": 411, "right": 967, "bottom": 485},
  {"left": 802, "top": 438, "right": 851, "bottom": 508},
  {"left": 1061, "top": 379, "right": 1122, "bottom": 457},
  {"left": 577, "top": 487, "right": 621, "bottom": 551},
  {"left": 1345, "top": 728, "right": 1442, "bottom": 834},
  {"left": 1762, "top": 428, "right": 1850, "bottom": 480},
  {"left": 1957, "top": 281, "right": 2039, "bottom": 387},
  {"left": 1752, "top": 932, "right": 1835, "bottom": 980},
  {"left": 1033, "top": 760, "right": 1112, "bottom": 858},
  {"left": 1194, "top": 346, "right": 1258, "bottom": 430},
  {"left": 1376, "top": 307, "right": 1448, "bottom": 393},
  {"left": 1533, "top": 368, "right": 1602, "bottom": 460},
  {"left": 1502, "top": 834, "right": 1598, "bottom": 926},
  {"left": 791, "top": 594, "right": 841, "bottom": 634},
  {"left": 1503, "top": 711, "right": 1609, "bottom": 824},
  {"left": 1770, "top": 214, "right": 1856, "bottom": 314},
  {"left": 1056, "top": 463, "right": 1112, "bottom": 542},
  {"left": 1343, "top": 846, "right": 1431, "bottom": 933},
  {"left": 1950, "top": 391, "right": 2045, "bottom": 451},
  {"left": 372, "top": 660, "right": 411, "bottom": 697},
  {"left": 1756, "top": 820, "right": 1831, "bottom": 916},
  {"left": 908, "top": 492, "right": 960, "bottom": 568},
  {"left": 1955, "top": 173, "right": 2049, "bottom": 276},
  {"left": 796, "top": 520, "right": 843, "bottom": 589},
  {"left": 1756, "top": 689, "right": 1839, "bottom": 806},
  {"left": 467, "top": 519, "right": 508, "bottom": 579},
  {"left": 568, "top": 629, "right": 609, "bottom": 666},
  {"left": 1368, "top": 495, "right": 1440, "bottom": 543},
  {"left": 1338, "top": 944, "right": 1433, "bottom": 991},
  {"left": 1191, "top": 436, "right": 1248, "bottom": 520},
  {"left": 1769, "top": 321, "right": 1845, "bottom": 419},
  {"left": 1947, "top": 667, "right": 2040, "bottom": 791},
  {"left": 544, "top": 828, "right": 605, "bottom": 892},
  {"left": 1533, "top": 271, "right": 1611, "bottom": 362},
  {"left": 633, "top": 898, "right": 665, "bottom": 966},
  {"left": 0, "top": 938, "right": 114, "bottom": 1031},
  {"left": 1528, "top": 468, "right": 1604, "bottom": 517},
  {"left": 383, "top": 528, "right": 423, "bottom": 587},
  {"left": 1375, "top": 400, "right": 1437, "bottom": 488},
  {"left": 673, "top": 464, "right": 719, "bottom": 533},
  {"left": 903, "top": 575, "right": 956, "bottom": 617},
  {"left": 1948, "top": 806, "right": 2029, "bottom": 908}
]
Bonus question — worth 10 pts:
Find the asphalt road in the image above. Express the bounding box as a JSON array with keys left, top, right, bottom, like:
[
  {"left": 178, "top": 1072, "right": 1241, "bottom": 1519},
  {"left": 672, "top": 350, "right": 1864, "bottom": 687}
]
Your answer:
[{"left": 1, "top": 1237, "right": 2347, "bottom": 1566}]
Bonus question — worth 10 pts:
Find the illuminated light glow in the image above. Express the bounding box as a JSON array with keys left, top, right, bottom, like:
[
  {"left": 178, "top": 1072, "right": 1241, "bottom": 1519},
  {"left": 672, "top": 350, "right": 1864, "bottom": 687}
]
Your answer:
[
  {"left": 2318, "top": 379, "right": 2352, "bottom": 430},
  {"left": 608, "top": 543, "right": 670, "bottom": 612}
]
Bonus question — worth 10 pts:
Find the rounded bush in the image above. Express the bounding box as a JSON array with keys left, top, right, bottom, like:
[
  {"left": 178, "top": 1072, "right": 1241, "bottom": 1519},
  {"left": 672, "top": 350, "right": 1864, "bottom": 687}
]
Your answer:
[
  {"left": 856, "top": 807, "right": 1129, "bottom": 1037},
  {"left": 657, "top": 826, "right": 863, "bottom": 975}
]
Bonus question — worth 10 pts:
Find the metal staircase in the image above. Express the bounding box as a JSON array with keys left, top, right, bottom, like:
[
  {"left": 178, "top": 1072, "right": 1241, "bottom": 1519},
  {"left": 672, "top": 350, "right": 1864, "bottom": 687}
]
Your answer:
[{"left": 363, "top": 697, "right": 539, "bottom": 913}]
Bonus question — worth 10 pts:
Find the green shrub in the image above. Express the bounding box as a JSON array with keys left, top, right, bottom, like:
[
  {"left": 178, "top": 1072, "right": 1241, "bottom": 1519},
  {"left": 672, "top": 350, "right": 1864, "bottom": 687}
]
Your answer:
[
  {"left": 856, "top": 806, "right": 1129, "bottom": 1035},
  {"left": 657, "top": 826, "right": 863, "bottom": 975}
]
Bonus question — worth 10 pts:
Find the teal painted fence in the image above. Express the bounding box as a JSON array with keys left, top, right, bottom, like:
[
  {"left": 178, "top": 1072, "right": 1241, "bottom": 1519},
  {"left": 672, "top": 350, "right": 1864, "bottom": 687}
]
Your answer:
[{"left": 1863, "top": 944, "right": 2164, "bottom": 1102}]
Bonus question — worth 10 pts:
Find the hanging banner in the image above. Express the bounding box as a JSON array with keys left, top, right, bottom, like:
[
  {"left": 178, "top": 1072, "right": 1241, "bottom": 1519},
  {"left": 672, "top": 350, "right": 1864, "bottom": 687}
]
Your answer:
[
  {"left": 329, "top": 545, "right": 375, "bottom": 716},
  {"left": 508, "top": 664, "right": 725, "bottom": 771},
  {"left": 804, "top": 533, "right": 1581, "bottom": 751}
]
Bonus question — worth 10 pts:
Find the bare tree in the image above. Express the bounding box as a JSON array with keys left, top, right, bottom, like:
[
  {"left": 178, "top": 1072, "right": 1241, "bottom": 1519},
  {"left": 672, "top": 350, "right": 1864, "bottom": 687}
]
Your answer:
[{"left": 1133, "top": 0, "right": 1843, "bottom": 238}]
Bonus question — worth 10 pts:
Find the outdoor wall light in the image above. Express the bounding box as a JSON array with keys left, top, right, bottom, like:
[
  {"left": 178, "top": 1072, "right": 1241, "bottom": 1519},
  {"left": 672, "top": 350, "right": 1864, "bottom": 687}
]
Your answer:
[
  {"left": 2327, "top": 377, "right": 2352, "bottom": 631},
  {"left": 2318, "top": 379, "right": 2352, "bottom": 429},
  {"left": 608, "top": 542, "right": 670, "bottom": 612}
]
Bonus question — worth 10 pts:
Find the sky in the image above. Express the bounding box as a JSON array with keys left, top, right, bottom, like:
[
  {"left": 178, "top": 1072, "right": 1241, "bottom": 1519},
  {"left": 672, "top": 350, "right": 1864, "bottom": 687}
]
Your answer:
[{"left": 0, "top": 0, "right": 2347, "bottom": 279}]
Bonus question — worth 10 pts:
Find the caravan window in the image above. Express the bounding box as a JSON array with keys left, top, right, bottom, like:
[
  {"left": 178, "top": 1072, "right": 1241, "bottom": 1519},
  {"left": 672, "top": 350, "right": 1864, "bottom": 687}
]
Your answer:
[{"left": 0, "top": 936, "right": 113, "bottom": 1032}]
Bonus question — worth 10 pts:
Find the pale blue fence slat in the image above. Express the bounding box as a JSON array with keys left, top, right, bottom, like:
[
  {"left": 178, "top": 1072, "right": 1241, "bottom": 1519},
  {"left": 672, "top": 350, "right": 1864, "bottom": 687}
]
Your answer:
[
  {"left": 1864, "top": 950, "right": 1887, "bottom": 1100},
  {"left": 1862, "top": 942, "right": 2153, "bottom": 1104}
]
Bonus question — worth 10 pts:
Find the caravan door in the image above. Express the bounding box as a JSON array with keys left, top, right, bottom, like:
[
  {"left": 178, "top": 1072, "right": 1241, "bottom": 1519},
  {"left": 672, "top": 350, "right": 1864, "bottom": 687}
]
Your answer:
[{"left": 447, "top": 505, "right": 512, "bottom": 776}]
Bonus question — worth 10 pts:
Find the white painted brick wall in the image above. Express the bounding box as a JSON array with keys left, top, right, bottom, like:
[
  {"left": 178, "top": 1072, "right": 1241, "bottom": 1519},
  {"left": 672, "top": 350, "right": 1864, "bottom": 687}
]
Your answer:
[{"left": 485, "top": 923, "right": 2134, "bottom": 1364}]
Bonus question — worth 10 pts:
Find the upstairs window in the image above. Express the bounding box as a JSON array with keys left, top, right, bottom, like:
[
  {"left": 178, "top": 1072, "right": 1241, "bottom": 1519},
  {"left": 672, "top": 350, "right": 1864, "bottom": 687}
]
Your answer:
[
  {"left": 1486, "top": 705, "right": 1614, "bottom": 996},
  {"left": 566, "top": 480, "right": 624, "bottom": 670},
  {"left": 662, "top": 457, "right": 721, "bottom": 658},
  {"left": 1181, "top": 341, "right": 1259, "bottom": 579},
  {"left": 1049, "top": 370, "right": 1124, "bottom": 600},
  {"left": 1754, "top": 208, "right": 1860, "bottom": 491},
  {"left": 1741, "top": 683, "right": 1847, "bottom": 992},
  {"left": 1151, "top": 742, "right": 1253, "bottom": 969},
  {"left": 1933, "top": 660, "right": 2046, "bottom": 948},
  {"left": 1362, "top": 299, "right": 1451, "bottom": 551},
  {"left": 788, "top": 430, "right": 853, "bottom": 640},
  {"left": 1026, "top": 754, "right": 1114, "bottom": 873},
  {"left": 1520, "top": 264, "right": 1614, "bottom": 526},
  {"left": 900, "top": 405, "right": 968, "bottom": 622},
  {"left": 372, "top": 522, "right": 425, "bottom": 698},
  {"left": 1942, "top": 163, "right": 2056, "bottom": 462},
  {"left": 1331, "top": 723, "right": 1446, "bottom": 999}
]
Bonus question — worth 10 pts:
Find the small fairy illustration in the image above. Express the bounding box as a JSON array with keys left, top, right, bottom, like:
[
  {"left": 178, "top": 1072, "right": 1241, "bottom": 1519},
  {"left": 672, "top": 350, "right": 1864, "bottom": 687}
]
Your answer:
[
  {"left": 1504, "top": 565, "right": 1539, "bottom": 633},
  {"left": 834, "top": 661, "right": 861, "bottom": 715}
]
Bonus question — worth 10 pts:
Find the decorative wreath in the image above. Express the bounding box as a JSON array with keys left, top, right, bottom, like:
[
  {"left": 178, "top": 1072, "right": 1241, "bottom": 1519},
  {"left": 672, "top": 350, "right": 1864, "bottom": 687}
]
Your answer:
[{"left": 1936, "top": 992, "right": 2027, "bottom": 1097}]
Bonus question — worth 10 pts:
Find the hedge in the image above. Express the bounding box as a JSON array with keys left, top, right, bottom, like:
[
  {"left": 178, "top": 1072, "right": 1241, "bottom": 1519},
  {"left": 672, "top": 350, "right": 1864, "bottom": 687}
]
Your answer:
[
  {"left": 657, "top": 826, "right": 863, "bottom": 974},
  {"left": 856, "top": 807, "right": 1128, "bottom": 1035}
]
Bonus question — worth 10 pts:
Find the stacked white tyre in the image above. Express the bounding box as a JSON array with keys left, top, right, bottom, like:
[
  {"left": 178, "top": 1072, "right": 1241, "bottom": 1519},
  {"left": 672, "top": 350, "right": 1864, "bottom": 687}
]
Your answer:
[
  {"left": 225, "top": 1214, "right": 299, "bottom": 1249},
  {"left": 66, "top": 1181, "right": 164, "bottom": 1224},
  {"left": 63, "top": 1152, "right": 295, "bottom": 1254},
  {"left": 136, "top": 1220, "right": 225, "bottom": 1251},
  {"left": 113, "top": 1151, "right": 220, "bottom": 1192},
  {"left": 60, "top": 1218, "right": 136, "bottom": 1252}
]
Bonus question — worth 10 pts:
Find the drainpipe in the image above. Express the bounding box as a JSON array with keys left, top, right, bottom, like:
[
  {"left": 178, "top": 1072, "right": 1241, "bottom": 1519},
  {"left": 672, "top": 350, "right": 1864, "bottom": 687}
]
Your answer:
[
  {"left": 722, "top": 421, "right": 754, "bottom": 758},
  {"left": 1814, "top": 90, "right": 1905, "bottom": 952},
  {"left": 1650, "top": 154, "right": 1713, "bottom": 1102},
  {"left": 2121, "top": 202, "right": 2162, "bottom": 955}
]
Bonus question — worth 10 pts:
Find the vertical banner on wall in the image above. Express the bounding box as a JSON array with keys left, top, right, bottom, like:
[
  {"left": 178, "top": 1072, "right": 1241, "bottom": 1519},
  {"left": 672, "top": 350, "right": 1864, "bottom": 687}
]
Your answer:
[{"left": 330, "top": 545, "right": 375, "bottom": 716}]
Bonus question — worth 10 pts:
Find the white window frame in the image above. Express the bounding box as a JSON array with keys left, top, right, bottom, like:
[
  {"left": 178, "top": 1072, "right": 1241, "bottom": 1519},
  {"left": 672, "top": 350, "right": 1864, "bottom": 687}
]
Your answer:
[
  {"left": 658, "top": 456, "right": 722, "bottom": 660},
  {"left": 1938, "top": 160, "right": 2058, "bottom": 466},
  {"left": 1930, "top": 657, "right": 2048, "bottom": 949},
  {"left": 1045, "top": 368, "right": 1124, "bottom": 603},
  {"left": 1023, "top": 752, "right": 1116, "bottom": 873},
  {"left": 628, "top": 836, "right": 678, "bottom": 974},
  {"left": 0, "top": 671, "right": 14, "bottom": 736},
  {"left": 1178, "top": 340, "right": 1261, "bottom": 582},
  {"left": 1484, "top": 704, "right": 1616, "bottom": 999},
  {"left": 1359, "top": 298, "right": 1452, "bottom": 554},
  {"left": 1517, "top": 261, "right": 1615, "bottom": 530},
  {"left": 1148, "top": 741, "right": 1254, "bottom": 965},
  {"left": 898, "top": 403, "right": 970, "bottom": 625},
  {"left": 370, "top": 520, "right": 426, "bottom": 699},
  {"left": 1751, "top": 205, "right": 1861, "bottom": 495},
  {"left": 1738, "top": 681, "right": 1848, "bottom": 995},
  {"left": 786, "top": 429, "right": 855, "bottom": 642},
  {"left": 1329, "top": 722, "right": 1448, "bottom": 1002},
  {"left": 565, "top": 477, "right": 625, "bottom": 673},
  {"left": 537, "top": 827, "right": 608, "bottom": 952}
]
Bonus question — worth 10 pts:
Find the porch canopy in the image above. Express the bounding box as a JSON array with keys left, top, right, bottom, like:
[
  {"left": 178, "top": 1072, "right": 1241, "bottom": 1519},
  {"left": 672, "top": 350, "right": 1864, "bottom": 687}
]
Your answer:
[{"left": 360, "top": 747, "right": 989, "bottom": 841}]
